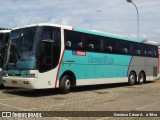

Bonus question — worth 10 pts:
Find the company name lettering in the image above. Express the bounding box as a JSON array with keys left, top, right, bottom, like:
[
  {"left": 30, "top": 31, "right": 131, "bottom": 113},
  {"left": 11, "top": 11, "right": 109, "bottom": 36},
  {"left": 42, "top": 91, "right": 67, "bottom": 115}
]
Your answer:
[{"left": 88, "top": 55, "right": 114, "bottom": 64}]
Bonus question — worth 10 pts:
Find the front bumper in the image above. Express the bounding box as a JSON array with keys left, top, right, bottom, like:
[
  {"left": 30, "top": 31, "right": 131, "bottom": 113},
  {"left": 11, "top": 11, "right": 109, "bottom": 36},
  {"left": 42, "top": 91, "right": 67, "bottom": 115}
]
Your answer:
[{"left": 3, "top": 76, "right": 38, "bottom": 89}]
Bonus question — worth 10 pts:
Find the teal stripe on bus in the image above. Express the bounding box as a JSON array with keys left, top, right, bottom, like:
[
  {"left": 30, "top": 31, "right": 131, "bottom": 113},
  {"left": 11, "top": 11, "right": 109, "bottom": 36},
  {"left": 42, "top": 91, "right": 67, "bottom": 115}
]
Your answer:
[
  {"left": 58, "top": 50, "right": 132, "bottom": 80},
  {"left": 74, "top": 27, "right": 142, "bottom": 43}
]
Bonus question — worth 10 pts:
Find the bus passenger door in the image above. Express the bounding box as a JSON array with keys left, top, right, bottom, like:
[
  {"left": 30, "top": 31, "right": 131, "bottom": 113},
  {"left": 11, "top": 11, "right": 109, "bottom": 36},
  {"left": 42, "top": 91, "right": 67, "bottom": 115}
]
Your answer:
[{"left": 39, "top": 27, "right": 61, "bottom": 73}]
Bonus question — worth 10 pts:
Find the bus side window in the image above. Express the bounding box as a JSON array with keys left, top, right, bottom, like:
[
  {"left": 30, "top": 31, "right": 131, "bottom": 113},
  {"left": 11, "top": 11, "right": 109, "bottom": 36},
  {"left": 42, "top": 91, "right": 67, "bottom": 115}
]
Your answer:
[
  {"left": 87, "top": 44, "right": 94, "bottom": 50},
  {"left": 143, "top": 44, "right": 153, "bottom": 57},
  {"left": 121, "top": 48, "right": 128, "bottom": 54},
  {"left": 77, "top": 42, "right": 82, "bottom": 49},
  {"left": 144, "top": 50, "right": 147, "bottom": 55},
  {"left": 152, "top": 46, "right": 158, "bottom": 57},
  {"left": 104, "top": 38, "right": 118, "bottom": 54},
  {"left": 119, "top": 41, "right": 131, "bottom": 55},
  {"left": 135, "top": 50, "right": 141, "bottom": 55},
  {"left": 133, "top": 43, "right": 141, "bottom": 56},
  {"left": 66, "top": 41, "right": 72, "bottom": 48},
  {"left": 65, "top": 30, "right": 83, "bottom": 50},
  {"left": 106, "top": 46, "right": 112, "bottom": 52},
  {"left": 85, "top": 34, "right": 101, "bottom": 52},
  {"left": 147, "top": 51, "right": 152, "bottom": 56},
  {"left": 153, "top": 50, "right": 157, "bottom": 57},
  {"left": 73, "top": 42, "right": 82, "bottom": 49}
]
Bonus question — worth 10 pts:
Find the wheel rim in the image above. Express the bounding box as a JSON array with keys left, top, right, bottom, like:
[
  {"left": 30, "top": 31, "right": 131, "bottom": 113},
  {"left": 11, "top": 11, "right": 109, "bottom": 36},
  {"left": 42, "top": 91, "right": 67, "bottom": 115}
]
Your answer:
[
  {"left": 130, "top": 74, "right": 135, "bottom": 82},
  {"left": 65, "top": 79, "right": 70, "bottom": 89},
  {"left": 139, "top": 73, "right": 144, "bottom": 83}
]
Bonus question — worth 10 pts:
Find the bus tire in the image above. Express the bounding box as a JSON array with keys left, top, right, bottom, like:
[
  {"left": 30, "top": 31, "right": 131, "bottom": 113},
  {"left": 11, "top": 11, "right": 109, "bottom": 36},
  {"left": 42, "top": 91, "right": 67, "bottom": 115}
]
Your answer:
[
  {"left": 138, "top": 71, "right": 145, "bottom": 84},
  {"left": 128, "top": 71, "right": 136, "bottom": 86},
  {"left": 59, "top": 75, "right": 71, "bottom": 94}
]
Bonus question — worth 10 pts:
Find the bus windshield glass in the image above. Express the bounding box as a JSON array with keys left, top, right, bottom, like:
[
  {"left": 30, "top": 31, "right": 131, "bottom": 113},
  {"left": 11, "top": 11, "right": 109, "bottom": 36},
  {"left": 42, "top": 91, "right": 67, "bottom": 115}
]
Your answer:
[{"left": 7, "top": 27, "right": 40, "bottom": 70}]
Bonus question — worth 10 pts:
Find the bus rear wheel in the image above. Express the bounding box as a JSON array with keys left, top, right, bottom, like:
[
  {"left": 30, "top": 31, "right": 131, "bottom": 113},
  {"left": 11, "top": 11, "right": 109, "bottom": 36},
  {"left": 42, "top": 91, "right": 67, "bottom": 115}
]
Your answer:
[
  {"left": 128, "top": 72, "right": 136, "bottom": 86},
  {"left": 59, "top": 75, "right": 71, "bottom": 94},
  {"left": 138, "top": 72, "right": 145, "bottom": 84}
]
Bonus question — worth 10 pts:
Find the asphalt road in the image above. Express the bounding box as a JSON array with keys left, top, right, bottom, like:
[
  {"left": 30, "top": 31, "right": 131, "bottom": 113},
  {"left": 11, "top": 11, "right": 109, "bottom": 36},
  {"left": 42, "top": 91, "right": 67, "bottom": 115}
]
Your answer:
[{"left": 0, "top": 79, "right": 160, "bottom": 120}]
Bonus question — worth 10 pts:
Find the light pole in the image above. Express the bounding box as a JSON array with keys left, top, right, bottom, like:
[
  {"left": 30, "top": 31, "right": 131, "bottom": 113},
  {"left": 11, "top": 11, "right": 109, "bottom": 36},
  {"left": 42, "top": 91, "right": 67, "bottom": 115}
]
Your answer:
[
  {"left": 91, "top": 10, "right": 102, "bottom": 30},
  {"left": 127, "top": 0, "right": 139, "bottom": 39}
]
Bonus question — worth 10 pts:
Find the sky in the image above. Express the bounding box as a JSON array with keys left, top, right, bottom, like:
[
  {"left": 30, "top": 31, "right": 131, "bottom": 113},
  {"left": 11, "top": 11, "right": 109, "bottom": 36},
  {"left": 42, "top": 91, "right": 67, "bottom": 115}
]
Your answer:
[{"left": 0, "top": 0, "right": 160, "bottom": 42}]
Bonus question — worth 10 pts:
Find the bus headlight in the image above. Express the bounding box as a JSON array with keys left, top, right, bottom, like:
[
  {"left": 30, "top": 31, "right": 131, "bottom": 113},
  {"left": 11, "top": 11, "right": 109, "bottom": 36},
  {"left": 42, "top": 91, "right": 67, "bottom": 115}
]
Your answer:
[
  {"left": 3, "top": 80, "right": 6, "bottom": 83},
  {"left": 21, "top": 73, "right": 36, "bottom": 78},
  {"left": 3, "top": 72, "right": 8, "bottom": 77}
]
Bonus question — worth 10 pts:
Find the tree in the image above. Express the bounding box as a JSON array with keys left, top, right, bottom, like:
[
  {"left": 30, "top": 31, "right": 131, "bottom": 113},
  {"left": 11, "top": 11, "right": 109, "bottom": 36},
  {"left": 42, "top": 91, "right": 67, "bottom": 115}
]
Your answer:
[{"left": 0, "top": 27, "right": 10, "bottom": 30}]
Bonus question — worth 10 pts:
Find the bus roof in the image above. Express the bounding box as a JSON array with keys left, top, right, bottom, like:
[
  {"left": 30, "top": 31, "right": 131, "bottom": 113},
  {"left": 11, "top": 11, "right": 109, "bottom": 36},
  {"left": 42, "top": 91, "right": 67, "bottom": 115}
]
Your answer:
[
  {"left": 0, "top": 30, "right": 11, "bottom": 33},
  {"left": 11, "top": 23, "right": 158, "bottom": 45},
  {"left": 142, "top": 40, "right": 158, "bottom": 45},
  {"left": 12, "top": 23, "right": 73, "bottom": 31}
]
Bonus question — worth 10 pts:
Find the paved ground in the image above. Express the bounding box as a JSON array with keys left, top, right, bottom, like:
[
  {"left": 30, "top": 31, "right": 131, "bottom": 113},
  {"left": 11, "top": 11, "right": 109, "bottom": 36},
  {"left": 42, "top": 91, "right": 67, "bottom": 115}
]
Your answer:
[{"left": 0, "top": 79, "right": 160, "bottom": 120}]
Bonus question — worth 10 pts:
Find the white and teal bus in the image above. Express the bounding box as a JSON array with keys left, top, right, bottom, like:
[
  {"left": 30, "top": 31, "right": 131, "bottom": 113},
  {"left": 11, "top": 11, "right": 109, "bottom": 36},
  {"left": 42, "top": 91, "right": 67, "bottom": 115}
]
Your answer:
[
  {"left": 3, "top": 23, "right": 158, "bottom": 93},
  {"left": 0, "top": 30, "right": 10, "bottom": 86}
]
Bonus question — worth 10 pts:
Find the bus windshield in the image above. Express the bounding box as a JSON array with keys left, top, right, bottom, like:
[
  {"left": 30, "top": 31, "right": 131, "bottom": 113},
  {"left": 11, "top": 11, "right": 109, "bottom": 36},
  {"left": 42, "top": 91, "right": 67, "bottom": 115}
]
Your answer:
[{"left": 7, "top": 27, "right": 40, "bottom": 70}]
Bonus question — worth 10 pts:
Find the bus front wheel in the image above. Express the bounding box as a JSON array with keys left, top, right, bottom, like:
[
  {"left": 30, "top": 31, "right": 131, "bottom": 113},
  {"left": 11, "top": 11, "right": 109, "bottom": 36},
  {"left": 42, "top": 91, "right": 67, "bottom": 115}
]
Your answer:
[
  {"left": 59, "top": 75, "right": 71, "bottom": 94},
  {"left": 128, "top": 72, "right": 136, "bottom": 86}
]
